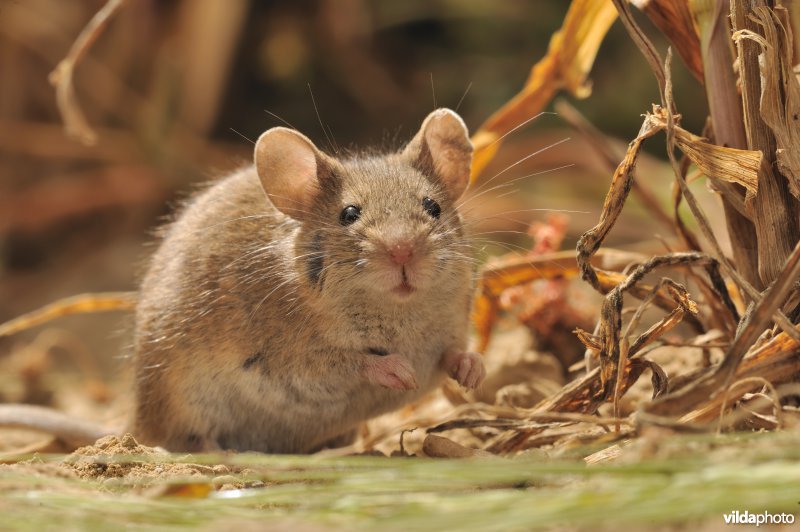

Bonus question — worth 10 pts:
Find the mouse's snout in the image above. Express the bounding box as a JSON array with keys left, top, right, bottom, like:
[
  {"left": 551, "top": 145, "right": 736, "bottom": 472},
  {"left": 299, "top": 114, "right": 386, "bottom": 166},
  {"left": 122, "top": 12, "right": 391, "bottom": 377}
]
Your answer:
[
  {"left": 374, "top": 225, "right": 424, "bottom": 267},
  {"left": 386, "top": 239, "right": 414, "bottom": 265}
]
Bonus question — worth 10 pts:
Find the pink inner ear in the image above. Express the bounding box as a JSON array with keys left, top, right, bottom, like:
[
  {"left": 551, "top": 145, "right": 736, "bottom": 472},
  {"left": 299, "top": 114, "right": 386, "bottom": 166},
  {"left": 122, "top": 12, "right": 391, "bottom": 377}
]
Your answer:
[
  {"left": 290, "top": 148, "right": 318, "bottom": 205},
  {"left": 254, "top": 127, "right": 321, "bottom": 219}
]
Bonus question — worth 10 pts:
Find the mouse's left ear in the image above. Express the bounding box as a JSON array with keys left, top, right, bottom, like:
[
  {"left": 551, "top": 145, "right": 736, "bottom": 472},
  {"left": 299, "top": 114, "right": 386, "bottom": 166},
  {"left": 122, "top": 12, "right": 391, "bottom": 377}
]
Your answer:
[
  {"left": 402, "top": 108, "right": 473, "bottom": 201},
  {"left": 254, "top": 127, "right": 339, "bottom": 220}
]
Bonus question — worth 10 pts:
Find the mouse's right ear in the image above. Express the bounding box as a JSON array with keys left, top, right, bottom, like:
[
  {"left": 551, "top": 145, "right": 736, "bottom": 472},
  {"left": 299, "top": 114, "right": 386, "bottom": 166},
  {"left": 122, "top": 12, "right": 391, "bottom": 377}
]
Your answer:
[{"left": 254, "top": 127, "right": 336, "bottom": 220}]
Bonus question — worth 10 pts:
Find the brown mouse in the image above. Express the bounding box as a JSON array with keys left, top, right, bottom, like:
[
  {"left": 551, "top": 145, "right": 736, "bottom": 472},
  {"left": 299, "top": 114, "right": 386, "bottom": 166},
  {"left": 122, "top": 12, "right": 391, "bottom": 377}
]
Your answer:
[{"left": 0, "top": 108, "right": 485, "bottom": 453}]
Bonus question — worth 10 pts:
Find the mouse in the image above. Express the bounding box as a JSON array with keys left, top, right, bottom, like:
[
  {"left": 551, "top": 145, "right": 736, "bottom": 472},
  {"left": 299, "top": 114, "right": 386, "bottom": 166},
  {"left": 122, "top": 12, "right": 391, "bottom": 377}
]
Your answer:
[{"left": 0, "top": 108, "right": 485, "bottom": 454}]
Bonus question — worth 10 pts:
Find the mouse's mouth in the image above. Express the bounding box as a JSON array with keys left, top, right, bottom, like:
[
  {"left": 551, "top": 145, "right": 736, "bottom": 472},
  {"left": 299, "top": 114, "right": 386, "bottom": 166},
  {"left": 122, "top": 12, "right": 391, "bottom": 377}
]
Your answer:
[{"left": 391, "top": 267, "right": 416, "bottom": 296}]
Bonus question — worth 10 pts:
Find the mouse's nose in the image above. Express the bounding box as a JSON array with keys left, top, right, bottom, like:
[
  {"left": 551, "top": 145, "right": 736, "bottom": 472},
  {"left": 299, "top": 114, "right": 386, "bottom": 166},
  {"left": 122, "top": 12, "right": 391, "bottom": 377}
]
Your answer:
[{"left": 387, "top": 240, "right": 414, "bottom": 265}]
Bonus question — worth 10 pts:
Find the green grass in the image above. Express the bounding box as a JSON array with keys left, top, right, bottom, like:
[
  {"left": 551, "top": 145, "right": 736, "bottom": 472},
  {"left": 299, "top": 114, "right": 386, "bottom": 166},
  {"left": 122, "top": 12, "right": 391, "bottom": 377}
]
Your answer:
[{"left": 1, "top": 431, "right": 798, "bottom": 531}]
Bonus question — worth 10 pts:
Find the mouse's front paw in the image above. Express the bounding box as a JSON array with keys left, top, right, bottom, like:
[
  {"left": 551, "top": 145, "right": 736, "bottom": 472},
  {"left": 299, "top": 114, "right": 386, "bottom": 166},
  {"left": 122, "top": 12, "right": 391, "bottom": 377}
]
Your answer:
[
  {"left": 362, "top": 353, "right": 419, "bottom": 391},
  {"left": 441, "top": 350, "right": 485, "bottom": 389}
]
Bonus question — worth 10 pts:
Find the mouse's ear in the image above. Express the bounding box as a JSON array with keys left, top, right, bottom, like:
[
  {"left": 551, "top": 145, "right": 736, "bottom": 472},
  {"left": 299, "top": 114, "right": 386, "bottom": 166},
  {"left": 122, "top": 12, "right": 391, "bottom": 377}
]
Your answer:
[
  {"left": 254, "top": 127, "right": 336, "bottom": 220},
  {"left": 402, "top": 108, "right": 473, "bottom": 201}
]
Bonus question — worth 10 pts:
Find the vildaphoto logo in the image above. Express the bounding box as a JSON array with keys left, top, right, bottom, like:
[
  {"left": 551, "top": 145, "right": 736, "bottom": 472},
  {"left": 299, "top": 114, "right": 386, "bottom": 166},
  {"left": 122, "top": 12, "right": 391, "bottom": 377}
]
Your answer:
[{"left": 723, "top": 510, "right": 795, "bottom": 526}]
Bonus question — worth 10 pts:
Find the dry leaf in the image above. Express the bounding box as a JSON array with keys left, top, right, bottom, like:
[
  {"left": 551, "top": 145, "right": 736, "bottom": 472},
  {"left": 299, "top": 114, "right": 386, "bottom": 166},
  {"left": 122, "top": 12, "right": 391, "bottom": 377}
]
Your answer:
[
  {"left": 648, "top": 109, "right": 760, "bottom": 196},
  {"left": 634, "top": 0, "right": 702, "bottom": 81},
  {"left": 473, "top": 249, "right": 647, "bottom": 352},
  {"left": 470, "top": 0, "right": 618, "bottom": 181},
  {"left": 422, "top": 434, "right": 492, "bottom": 458}
]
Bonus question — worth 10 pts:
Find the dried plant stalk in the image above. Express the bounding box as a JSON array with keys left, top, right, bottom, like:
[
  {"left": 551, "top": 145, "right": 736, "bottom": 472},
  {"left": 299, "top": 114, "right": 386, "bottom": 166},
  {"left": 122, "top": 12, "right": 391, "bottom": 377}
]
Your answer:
[
  {"left": 687, "top": 0, "right": 761, "bottom": 293},
  {"left": 616, "top": 39, "right": 800, "bottom": 423},
  {"left": 731, "top": 0, "right": 800, "bottom": 286},
  {"left": 734, "top": 7, "right": 800, "bottom": 200}
]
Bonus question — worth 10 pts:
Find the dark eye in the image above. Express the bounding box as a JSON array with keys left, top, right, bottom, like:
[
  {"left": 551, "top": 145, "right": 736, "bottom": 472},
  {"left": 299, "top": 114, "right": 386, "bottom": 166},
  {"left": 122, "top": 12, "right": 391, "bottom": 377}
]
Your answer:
[
  {"left": 422, "top": 197, "right": 441, "bottom": 219},
  {"left": 339, "top": 205, "right": 361, "bottom": 226}
]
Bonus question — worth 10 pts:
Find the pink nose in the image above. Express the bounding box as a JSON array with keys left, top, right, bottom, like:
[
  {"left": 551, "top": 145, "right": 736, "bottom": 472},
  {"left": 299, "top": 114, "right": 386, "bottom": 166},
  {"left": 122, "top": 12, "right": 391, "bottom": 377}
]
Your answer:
[{"left": 388, "top": 241, "right": 414, "bottom": 265}]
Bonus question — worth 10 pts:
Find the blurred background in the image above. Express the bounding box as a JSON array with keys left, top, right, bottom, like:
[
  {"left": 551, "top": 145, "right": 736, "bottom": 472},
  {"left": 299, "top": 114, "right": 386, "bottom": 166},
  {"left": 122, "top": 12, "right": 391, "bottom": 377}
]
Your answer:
[{"left": 0, "top": 0, "right": 715, "bottom": 402}]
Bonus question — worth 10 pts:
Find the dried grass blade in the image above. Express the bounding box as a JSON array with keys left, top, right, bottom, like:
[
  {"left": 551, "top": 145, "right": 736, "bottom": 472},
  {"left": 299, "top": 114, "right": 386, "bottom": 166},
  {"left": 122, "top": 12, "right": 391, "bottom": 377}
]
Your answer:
[
  {"left": 628, "top": 307, "right": 686, "bottom": 357},
  {"left": 644, "top": 108, "right": 761, "bottom": 198},
  {"left": 0, "top": 292, "right": 137, "bottom": 338},
  {"left": 672, "top": 128, "right": 759, "bottom": 196}
]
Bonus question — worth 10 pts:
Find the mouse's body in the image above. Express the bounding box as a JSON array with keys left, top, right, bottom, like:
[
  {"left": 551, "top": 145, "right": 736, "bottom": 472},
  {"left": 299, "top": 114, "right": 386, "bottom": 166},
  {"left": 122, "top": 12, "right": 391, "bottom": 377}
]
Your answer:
[
  {"left": 0, "top": 109, "right": 485, "bottom": 454},
  {"left": 132, "top": 108, "right": 483, "bottom": 453}
]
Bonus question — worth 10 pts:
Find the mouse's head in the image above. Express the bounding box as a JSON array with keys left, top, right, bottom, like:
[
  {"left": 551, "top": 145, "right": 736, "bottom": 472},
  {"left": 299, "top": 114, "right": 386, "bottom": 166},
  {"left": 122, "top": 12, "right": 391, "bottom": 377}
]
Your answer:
[{"left": 254, "top": 108, "right": 473, "bottom": 301}]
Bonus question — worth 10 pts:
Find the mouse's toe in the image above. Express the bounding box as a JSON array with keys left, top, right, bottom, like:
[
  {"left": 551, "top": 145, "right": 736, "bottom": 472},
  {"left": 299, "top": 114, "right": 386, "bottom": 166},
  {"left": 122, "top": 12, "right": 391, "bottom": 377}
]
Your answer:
[{"left": 442, "top": 350, "right": 485, "bottom": 389}]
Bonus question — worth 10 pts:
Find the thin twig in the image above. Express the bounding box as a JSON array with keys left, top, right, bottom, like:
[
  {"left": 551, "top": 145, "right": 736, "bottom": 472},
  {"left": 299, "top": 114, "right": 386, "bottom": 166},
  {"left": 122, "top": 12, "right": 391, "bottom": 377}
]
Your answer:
[{"left": 49, "top": 0, "right": 127, "bottom": 145}]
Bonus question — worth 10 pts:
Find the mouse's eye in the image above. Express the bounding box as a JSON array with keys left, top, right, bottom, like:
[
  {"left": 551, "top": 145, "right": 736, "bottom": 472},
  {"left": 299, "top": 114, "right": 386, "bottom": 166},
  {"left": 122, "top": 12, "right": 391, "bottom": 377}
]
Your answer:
[
  {"left": 422, "top": 197, "right": 441, "bottom": 219},
  {"left": 339, "top": 205, "right": 361, "bottom": 226}
]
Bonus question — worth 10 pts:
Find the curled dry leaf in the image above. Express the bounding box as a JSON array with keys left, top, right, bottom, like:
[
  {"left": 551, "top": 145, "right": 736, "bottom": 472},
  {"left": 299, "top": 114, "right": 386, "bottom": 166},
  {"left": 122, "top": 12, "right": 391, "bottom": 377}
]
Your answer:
[
  {"left": 596, "top": 254, "right": 708, "bottom": 405},
  {"left": 648, "top": 108, "right": 760, "bottom": 197},
  {"left": 575, "top": 328, "right": 601, "bottom": 351},
  {"left": 640, "top": 359, "right": 669, "bottom": 399},
  {"left": 576, "top": 110, "right": 663, "bottom": 293}
]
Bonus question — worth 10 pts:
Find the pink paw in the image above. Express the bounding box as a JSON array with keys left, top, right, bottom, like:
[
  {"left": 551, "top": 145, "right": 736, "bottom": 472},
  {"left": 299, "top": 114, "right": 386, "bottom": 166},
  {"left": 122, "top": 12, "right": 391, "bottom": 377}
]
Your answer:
[
  {"left": 362, "top": 353, "right": 418, "bottom": 391},
  {"left": 441, "top": 351, "right": 486, "bottom": 389}
]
